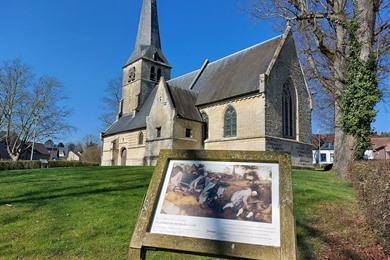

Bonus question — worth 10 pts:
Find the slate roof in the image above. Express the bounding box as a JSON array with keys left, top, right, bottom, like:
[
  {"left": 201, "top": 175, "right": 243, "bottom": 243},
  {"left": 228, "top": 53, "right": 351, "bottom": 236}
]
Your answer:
[
  {"left": 167, "top": 70, "right": 199, "bottom": 89},
  {"left": 126, "top": 0, "right": 169, "bottom": 66},
  {"left": 103, "top": 35, "right": 284, "bottom": 137},
  {"left": 103, "top": 88, "right": 157, "bottom": 136},
  {"left": 170, "top": 36, "right": 282, "bottom": 105},
  {"left": 167, "top": 85, "right": 202, "bottom": 122}
]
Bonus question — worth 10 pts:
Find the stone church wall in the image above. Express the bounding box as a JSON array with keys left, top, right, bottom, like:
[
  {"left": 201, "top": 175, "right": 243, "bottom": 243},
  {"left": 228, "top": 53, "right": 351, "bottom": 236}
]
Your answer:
[
  {"left": 200, "top": 95, "right": 266, "bottom": 151},
  {"left": 145, "top": 81, "right": 176, "bottom": 165},
  {"left": 172, "top": 118, "right": 203, "bottom": 150},
  {"left": 265, "top": 137, "right": 313, "bottom": 168},
  {"left": 101, "top": 130, "right": 146, "bottom": 166},
  {"left": 265, "top": 34, "right": 312, "bottom": 144}
]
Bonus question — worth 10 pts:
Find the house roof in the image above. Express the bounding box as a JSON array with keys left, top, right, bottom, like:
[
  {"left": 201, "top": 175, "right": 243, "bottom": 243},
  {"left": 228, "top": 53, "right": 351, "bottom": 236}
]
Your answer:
[
  {"left": 371, "top": 137, "right": 390, "bottom": 151},
  {"left": 312, "top": 134, "right": 335, "bottom": 150},
  {"left": 0, "top": 131, "right": 5, "bottom": 141},
  {"left": 33, "top": 143, "right": 50, "bottom": 156}
]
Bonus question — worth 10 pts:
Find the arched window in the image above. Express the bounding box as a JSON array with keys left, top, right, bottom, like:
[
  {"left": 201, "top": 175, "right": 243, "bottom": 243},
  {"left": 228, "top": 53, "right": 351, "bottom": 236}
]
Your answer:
[
  {"left": 153, "top": 52, "right": 162, "bottom": 62},
  {"left": 201, "top": 112, "right": 209, "bottom": 141},
  {"left": 282, "top": 81, "right": 296, "bottom": 139},
  {"left": 120, "top": 148, "right": 127, "bottom": 166},
  {"left": 224, "top": 106, "right": 237, "bottom": 137},
  {"left": 150, "top": 66, "right": 156, "bottom": 81},
  {"left": 138, "top": 132, "right": 144, "bottom": 145},
  {"left": 128, "top": 67, "right": 136, "bottom": 83},
  {"left": 157, "top": 68, "right": 162, "bottom": 81}
]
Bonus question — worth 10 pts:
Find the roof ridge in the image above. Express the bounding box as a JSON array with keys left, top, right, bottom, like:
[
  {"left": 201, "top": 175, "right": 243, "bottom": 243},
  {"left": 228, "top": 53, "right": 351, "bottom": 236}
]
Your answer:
[
  {"left": 167, "top": 69, "right": 200, "bottom": 82},
  {"left": 207, "top": 34, "right": 283, "bottom": 66},
  {"left": 168, "top": 34, "right": 283, "bottom": 83},
  {"left": 168, "top": 84, "right": 198, "bottom": 97}
]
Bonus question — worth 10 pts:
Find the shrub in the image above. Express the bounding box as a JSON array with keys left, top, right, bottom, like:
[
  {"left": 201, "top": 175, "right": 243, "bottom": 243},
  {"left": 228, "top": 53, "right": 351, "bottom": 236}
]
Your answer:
[
  {"left": 48, "top": 161, "right": 99, "bottom": 168},
  {"left": 0, "top": 160, "right": 99, "bottom": 171},
  {"left": 350, "top": 160, "right": 390, "bottom": 251},
  {"left": 0, "top": 160, "right": 41, "bottom": 171}
]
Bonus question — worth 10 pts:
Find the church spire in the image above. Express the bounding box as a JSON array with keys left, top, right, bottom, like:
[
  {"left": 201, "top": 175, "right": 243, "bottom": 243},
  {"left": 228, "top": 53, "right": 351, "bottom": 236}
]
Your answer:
[{"left": 126, "top": 0, "right": 169, "bottom": 66}]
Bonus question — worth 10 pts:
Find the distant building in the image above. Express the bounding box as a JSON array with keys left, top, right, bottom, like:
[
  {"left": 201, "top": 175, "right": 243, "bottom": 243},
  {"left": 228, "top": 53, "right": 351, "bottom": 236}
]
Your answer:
[
  {"left": 67, "top": 150, "right": 82, "bottom": 161},
  {"left": 312, "top": 134, "right": 334, "bottom": 166},
  {"left": 44, "top": 140, "right": 68, "bottom": 160},
  {"left": 0, "top": 138, "right": 50, "bottom": 161},
  {"left": 19, "top": 143, "right": 50, "bottom": 161},
  {"left": 312, "top": 135, "right": 390, "bottom": 165},
  {"left": 364, "top": 137, "right": 390, "bottom": 160}
]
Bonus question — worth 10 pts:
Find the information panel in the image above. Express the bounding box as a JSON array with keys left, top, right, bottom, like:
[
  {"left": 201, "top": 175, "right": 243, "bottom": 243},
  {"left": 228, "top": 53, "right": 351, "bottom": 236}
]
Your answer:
[{"left": 151, "top": 160, "right": 280, "bottom": 247}]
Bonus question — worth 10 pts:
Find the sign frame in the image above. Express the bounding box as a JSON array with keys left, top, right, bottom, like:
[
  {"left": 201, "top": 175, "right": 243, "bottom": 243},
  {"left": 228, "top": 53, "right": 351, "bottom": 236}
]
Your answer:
[{"left": 129, "top": 149, "right": 297, "bottom": 260}]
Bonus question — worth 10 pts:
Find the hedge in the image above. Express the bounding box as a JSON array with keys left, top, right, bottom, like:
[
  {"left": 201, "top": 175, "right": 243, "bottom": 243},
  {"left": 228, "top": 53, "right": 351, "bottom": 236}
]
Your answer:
[
  {"left": 350, "top": 160, "right": 390, "bottom": 252},
  {"left": 0, "top": 160, "right": 41, "bottom": 171},
  {"left": 47, "top": 161, "right": 99, "bottom": 168},
  {"left": 0, "top": 160, "right": 99, "bottom": 171}
]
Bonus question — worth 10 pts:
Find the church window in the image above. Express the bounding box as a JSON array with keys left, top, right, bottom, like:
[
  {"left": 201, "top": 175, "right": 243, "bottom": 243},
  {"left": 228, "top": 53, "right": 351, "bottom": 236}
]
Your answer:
[
  {"left": 156, "top": 127, "right": 161, "bottom": 138},
  {"left": 185, "top": 128, "right": 192, "bottom": 138},
  {"left": 157, "top": 68, "right": 162, "bottom": 81},
  {"left": 128, "top": 67, "right": 136, "bottom": 83},
  {"left": 150, "top": 66, "right": 156, "bottom": 81},
  {"left": 201, "top": 112, "right": 209, "bottom": 141},
  {"left": 138, "top": 132, "right": 144, "bottom": 145},
  {"left": 118, "top": 100, "right": 124, "bottom": 118},
  {"left": 282, "top": 81, "right": 296, "bottom": 139},
  {"left": 153, "top": 52, "right": 162, "bottom": 62},
  {"left": 224, "top": 106, "right": 237, "bottom": 137}
]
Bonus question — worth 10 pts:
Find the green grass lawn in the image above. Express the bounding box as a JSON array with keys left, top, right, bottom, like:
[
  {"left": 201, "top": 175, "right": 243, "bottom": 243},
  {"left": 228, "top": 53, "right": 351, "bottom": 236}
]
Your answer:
[{"left": 0, "top": 167, "right": 380, "bottom": 259}]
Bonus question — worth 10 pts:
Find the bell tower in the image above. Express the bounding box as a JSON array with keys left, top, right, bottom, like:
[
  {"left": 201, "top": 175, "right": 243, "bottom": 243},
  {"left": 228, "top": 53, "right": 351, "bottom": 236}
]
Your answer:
[{"left": 120, "top": 0, "right": 171, "bottom": 117}]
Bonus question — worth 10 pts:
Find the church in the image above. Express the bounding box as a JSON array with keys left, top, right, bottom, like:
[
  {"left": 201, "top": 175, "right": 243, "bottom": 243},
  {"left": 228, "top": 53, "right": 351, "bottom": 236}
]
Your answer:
[{"left": 101, "top": 0, "right": 313, "bottom": 168}]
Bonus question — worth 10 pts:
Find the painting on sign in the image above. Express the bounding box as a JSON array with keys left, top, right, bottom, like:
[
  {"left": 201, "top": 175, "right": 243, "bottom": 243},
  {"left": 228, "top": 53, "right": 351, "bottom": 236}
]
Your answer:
[
  {"left": 151, "top": 160, "right": 280, "bottom": 247},
  {"left": 160, "top": 161, "right": 273, "bottom": 223}
]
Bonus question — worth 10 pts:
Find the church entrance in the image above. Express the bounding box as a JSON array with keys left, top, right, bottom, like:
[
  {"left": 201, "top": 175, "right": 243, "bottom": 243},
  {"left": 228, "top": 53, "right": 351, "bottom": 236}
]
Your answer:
[{"left": 121, "top": 148, "right": 127, "bottom": 166}]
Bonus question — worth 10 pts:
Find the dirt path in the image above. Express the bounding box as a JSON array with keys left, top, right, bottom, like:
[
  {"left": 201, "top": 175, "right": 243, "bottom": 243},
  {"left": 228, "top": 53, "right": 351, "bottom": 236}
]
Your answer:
[{"left": 298, "top": 200, "right": 389, "bottom": 259}]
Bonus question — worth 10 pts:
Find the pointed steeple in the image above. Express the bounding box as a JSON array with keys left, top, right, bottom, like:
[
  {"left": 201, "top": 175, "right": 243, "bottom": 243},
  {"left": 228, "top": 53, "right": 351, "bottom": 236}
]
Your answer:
[{"left": 126, "top": 0, "right": 169, "bottom": 66}]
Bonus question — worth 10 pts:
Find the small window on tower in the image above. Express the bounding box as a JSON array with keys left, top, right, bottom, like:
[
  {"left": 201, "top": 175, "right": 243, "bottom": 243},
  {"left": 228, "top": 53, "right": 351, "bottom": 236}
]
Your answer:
[
  {"left": 118, "top": 100, "right": 124, "bottom": 118},
  {"left": 128, "top": 67, "right": 136, "bottom": 83},
  {"left": 150, "top": 67, "right": 156, "bottom": 81},
  {"left": 156, "top": 127, "right": 162, "bottom": 138},
  {"left": 157, "top": 68, "right": 162, "bottom": 81},
  {"left": 185, "top": 128, "right": 192, "bottom": 138},
  {"left": 153, "top": 52, "right": 162, "bottom": 62}
]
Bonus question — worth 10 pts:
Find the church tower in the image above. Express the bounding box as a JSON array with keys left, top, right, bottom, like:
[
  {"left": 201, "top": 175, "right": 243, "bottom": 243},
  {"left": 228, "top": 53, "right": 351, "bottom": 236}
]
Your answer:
[{"left": 120, "top": 0, "right": 171, "bottom": 117}]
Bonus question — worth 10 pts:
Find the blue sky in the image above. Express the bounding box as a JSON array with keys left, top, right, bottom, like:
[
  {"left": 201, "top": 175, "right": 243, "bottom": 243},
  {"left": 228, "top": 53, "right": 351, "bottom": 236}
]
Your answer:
[{"left": 0, "top": 0, "right": 388, "bottom": 142}]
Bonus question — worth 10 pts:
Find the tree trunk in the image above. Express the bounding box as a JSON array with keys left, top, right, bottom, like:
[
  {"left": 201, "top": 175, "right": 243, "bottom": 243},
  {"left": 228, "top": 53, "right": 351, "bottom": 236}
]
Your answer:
[
  {"left": 332, "top": 20, "right": 352, "bottom": 178},
  {"left": 333, "top": 103, "right": 356, "bottom": 178},
  {"left": 9, "top": 153, "right": 20, "bottom": 161},
  {"left": 356, "top": 0, "right": 376, "bottom": 61}
]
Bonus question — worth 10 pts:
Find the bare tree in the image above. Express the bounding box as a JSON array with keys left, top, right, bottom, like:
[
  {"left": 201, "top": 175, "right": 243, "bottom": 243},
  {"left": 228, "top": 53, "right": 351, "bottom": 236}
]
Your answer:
[
  {"left": 312, "top": 83, "right": 335, "bottom": 134},
  {"left": 81, "top": 134, "right": 101, "bottom": 163},
  {"left": 0, "top": 59, "right": 73, "bottom": 161},
  {"left": 246, "top": 0, "right": 389, "bottom": 176},
  {"left": 99, "top": 76, "right": 122, "bottom": 130}
]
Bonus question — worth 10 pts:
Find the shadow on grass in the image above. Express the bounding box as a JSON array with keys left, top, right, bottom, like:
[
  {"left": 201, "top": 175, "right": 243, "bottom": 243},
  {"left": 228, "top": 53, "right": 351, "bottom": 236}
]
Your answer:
[
  {"left": 0, "top": 174, "right": 151, "bottom": 202},
  {"left": 296, "top": 220, "right": 362, "bottom": 260},
  {"left": 0, "top": 183, "right": 149, "bottom": 205}
]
